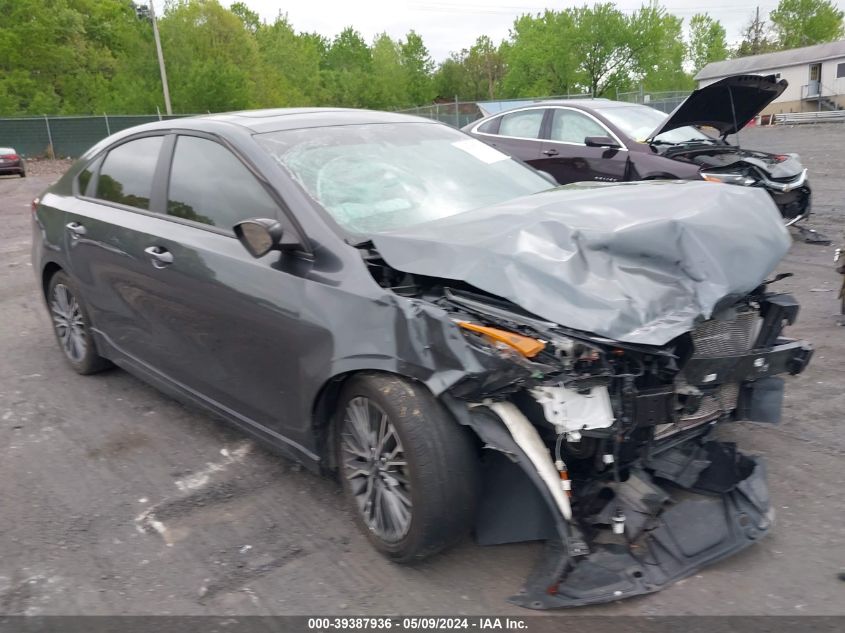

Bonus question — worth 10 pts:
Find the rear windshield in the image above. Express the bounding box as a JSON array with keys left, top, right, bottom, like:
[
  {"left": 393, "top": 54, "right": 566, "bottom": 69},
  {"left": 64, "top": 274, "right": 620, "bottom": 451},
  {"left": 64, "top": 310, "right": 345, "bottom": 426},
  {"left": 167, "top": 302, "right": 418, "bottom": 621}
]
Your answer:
[{"left": 255, "top": 122, "right": 551, "bottom": 234}]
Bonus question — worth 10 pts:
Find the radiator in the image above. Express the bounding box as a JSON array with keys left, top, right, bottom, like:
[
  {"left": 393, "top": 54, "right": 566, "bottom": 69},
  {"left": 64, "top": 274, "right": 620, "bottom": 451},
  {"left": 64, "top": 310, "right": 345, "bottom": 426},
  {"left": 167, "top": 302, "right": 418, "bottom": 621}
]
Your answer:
[{"left": 656, "top": 311, "right": 760, "bottom": 439}]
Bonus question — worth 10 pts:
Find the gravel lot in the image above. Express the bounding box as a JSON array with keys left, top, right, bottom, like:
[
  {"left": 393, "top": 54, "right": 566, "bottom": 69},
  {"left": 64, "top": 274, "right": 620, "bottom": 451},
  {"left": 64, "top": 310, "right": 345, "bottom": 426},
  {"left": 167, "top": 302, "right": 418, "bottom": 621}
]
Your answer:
[{"left": 1, "top": 124, "right": 844, "bottom": 616}]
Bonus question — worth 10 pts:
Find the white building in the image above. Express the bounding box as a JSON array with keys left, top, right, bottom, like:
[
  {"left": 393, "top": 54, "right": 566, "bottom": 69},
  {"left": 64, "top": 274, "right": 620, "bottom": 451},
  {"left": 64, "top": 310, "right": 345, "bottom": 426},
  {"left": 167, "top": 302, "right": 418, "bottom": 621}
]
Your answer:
[{"left": 695, "top": 40, "right": 845, "bottom": 115}]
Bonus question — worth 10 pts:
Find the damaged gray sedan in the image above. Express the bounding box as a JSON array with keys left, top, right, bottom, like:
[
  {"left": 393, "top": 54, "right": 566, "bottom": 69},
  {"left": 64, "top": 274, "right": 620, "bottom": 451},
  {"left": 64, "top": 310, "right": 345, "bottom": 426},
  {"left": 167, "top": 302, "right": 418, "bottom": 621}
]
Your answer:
[{"left": 32, "top": 109, "right": 813, "bottom": 608}]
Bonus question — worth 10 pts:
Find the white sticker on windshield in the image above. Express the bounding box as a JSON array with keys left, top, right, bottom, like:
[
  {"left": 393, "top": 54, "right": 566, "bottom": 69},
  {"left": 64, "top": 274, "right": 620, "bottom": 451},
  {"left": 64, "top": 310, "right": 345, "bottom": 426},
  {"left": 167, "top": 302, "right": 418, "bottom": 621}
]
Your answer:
[{"left": 452, "top": 139, "right": 510, "bottom": 164}]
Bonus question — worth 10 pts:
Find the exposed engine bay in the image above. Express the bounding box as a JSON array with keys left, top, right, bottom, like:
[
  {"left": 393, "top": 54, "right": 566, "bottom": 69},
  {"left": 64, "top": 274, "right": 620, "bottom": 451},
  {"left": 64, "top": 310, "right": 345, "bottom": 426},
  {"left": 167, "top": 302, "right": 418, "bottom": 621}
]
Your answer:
[
  {"left": 354, "top": 180, "right": 814, "bottom": 607},
  {"left": 663, "top": 145, "right": 811, "bottom": 224}
]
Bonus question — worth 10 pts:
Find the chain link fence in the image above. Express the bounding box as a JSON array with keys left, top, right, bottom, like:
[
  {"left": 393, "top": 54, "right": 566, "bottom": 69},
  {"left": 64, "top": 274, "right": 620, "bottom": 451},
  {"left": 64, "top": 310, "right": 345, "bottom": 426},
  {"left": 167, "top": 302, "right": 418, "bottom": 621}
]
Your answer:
[
  {"left": 616, "top": 89, "right": 689, "bottom": 113},
  {"left": 396, "top": 102, "right": 481, "bottom": 129},
  {"left": 0, "top": 91, "right": 690, "bottom": 159},
  {"left": 397, "top": 94, "right": 594, "bottom": 128},
  {"left": 0, "top": 114, "right": 191, "bottom": 158}
]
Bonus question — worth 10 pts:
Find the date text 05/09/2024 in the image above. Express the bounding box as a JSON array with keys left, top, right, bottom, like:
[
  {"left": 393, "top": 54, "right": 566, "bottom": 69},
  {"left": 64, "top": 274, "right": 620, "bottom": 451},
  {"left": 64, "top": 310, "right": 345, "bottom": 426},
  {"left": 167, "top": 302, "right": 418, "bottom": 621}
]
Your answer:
[{"left": 306, "top": 617, "right": 528, "bottom": 630}]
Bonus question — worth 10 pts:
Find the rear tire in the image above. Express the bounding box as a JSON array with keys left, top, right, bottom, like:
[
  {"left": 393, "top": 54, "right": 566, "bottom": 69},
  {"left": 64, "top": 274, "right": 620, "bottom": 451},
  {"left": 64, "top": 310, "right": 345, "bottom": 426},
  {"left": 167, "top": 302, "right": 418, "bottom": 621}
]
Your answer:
[
  {"left": 46, "top": 271, "right": 111, "bottom": 375},
  {"left": 335, "top": 373, "right": 479, "bottom": 563}
]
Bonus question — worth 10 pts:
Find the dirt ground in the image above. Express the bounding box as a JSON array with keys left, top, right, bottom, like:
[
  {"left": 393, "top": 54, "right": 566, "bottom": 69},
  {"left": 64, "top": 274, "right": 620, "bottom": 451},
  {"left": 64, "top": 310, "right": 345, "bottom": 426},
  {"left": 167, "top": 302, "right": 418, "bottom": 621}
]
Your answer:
[{"left": 1, "top": 124, "right": 843, "bottom": 616}]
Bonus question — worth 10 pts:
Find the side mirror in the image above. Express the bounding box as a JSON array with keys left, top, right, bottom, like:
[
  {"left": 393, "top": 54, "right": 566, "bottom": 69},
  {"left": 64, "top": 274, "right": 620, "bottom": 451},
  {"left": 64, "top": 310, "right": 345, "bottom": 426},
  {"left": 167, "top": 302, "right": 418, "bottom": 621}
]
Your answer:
[
  {"left": 584, "top": 136, "right": 620, "bottom": 149},
  {"left": 234, "top": 218, "right": 284, "bottom": 258}
]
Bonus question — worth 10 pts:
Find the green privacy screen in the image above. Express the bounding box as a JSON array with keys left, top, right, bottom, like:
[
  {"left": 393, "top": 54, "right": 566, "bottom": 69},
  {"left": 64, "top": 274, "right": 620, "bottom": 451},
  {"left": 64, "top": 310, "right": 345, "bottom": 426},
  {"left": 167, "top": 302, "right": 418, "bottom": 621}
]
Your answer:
[
  {"left": 1, "top": 107, "right": 487, "bottom": 159},
  {"left": 0, "top": 115, "right": 190, "bottom": 158}
]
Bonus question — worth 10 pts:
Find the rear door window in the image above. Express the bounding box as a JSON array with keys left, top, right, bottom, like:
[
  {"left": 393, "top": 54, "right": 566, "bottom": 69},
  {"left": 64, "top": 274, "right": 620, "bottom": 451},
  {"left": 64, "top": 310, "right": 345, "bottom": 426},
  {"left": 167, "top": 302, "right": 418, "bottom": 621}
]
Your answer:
[
  {"left": 498, "top": 109, "right": 545, "bottom": 139},
  {"left": 166, "top": 136, "right": 279, "bottom": 232},
  {"left": 95, "top": 136, "right": 163, "bottom": 210}
]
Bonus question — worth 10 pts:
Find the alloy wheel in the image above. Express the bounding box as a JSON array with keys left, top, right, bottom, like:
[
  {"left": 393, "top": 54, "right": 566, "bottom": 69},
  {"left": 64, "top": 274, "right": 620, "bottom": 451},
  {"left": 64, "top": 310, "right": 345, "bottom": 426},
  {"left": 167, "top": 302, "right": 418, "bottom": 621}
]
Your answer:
[
  {"left": 340, "top": 396, "right": 412, "bottom": 543},
  {"left": 51, "top": 283, "right": 87, "bottom": 363}
]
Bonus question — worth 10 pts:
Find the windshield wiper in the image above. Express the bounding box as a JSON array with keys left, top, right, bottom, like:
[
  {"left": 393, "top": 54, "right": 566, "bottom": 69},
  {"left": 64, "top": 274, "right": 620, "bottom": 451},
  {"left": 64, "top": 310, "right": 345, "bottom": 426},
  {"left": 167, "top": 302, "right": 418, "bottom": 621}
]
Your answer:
[
  {"left": 346, "top": 236, "right": 374, "bottom": 248},
  {"left": 650, "top": 138, "right": 718, "bottom": 148}
]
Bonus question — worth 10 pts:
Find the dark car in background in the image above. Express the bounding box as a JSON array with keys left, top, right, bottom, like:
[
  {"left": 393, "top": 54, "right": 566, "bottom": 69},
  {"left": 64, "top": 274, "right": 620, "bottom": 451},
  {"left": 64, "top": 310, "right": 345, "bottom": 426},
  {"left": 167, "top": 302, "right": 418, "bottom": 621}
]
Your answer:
[
  {"left": 0, "top": 147, "right": 26, "bottom": 177},
  {"left": 32, "top": 108, "right": 812, "bottom": 608},
  {"left": 464, "top": 75, "right": 811, "bottom": 225}
]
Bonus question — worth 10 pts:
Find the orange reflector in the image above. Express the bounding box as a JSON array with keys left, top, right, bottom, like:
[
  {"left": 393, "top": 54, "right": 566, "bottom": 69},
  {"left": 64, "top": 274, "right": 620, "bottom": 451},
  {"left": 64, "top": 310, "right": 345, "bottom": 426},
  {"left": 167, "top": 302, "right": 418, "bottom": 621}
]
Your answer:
[
  {"left": 457, "top": 321, "right": 545, "bottom": 358},
  {"left": 559, "top": 470, "right": 572, "bottom": 498}
]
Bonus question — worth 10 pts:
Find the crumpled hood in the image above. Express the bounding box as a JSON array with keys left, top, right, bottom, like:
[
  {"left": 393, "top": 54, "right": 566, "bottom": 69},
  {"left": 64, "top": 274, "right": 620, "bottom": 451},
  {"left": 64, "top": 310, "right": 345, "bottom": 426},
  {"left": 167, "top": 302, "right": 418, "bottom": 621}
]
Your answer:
[
  {"left": 649, "top": 74, "right": 787, "bottom": 139},
  {"left": 371, "top": 181, "right": 791, "bottom": 345}
]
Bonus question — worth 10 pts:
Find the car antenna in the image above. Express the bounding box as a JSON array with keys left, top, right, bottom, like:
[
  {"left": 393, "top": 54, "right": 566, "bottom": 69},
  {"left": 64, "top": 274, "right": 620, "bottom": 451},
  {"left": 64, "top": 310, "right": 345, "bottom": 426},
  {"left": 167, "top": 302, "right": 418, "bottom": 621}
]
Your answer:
[{"left": 727, "top": 85, "right": 741, "bottom": 150}]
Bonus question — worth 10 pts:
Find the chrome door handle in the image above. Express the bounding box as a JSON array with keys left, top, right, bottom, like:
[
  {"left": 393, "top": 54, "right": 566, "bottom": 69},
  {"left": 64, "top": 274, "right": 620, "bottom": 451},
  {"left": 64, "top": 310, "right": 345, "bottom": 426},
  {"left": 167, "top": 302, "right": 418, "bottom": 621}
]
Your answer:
[
  {"left": 66, "top": 222, "right": 86, "bottom": 237},
  {"left": 144, "top": 246, "right": 174, "bottom": 268},
  {"left": 542, "top": 149, "right": 559, "bottom": 156}
]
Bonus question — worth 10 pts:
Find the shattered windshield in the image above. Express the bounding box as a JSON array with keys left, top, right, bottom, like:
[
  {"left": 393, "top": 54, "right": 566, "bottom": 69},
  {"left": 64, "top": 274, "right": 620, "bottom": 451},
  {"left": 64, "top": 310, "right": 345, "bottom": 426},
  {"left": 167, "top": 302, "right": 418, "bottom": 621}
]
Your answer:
[
  {"left": 596, "top": 104, "right": 715, "bottom": 144},
  {"left": 256, "top": 122, "right": 552, "bottom": 234}
]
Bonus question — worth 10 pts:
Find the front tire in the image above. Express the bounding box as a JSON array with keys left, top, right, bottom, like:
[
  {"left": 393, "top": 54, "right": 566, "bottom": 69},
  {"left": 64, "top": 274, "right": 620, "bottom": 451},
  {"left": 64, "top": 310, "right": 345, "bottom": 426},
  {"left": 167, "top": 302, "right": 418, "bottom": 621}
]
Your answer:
[
  {"left": 46, "top": 271, "right": 111, "bottom": 374},
  {"left": 335, "top": 373, "right": 479, "bottom": 563}
]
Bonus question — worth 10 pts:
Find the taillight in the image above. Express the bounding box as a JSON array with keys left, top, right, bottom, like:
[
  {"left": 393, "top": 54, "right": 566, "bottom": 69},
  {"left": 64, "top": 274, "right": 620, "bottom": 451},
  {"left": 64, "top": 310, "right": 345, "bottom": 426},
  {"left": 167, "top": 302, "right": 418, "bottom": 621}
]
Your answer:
[
  {"left": 31, "top": 197, "right": 40, "bottom": 215},
  {"left": 1, "top": 154, "right": 19, "bottom": 161}
]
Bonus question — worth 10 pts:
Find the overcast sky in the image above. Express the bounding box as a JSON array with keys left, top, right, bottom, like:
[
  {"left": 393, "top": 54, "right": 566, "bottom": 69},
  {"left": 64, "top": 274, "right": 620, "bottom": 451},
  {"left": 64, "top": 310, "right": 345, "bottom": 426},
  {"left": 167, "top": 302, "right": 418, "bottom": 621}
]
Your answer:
[{"left": 205, "top": 0, "right": 784, "bottom": 61}]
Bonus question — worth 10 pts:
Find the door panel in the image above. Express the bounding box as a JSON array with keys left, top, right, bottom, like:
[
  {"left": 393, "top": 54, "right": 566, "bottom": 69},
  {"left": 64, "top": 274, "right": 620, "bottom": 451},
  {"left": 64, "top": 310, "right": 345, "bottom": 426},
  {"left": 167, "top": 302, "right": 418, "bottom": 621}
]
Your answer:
[
  {"left": 536, "top": 143, "right": 629, "bottom": 184},
  {"left": 535, "top": 109, "right": 629, "bottom": 184},
  {"left": 69, "top": 192, "right": 316, "bottom": 440},
  {"left": 66, "top": 133, "right": 318, "bottom": 441},
  {"left": 115, "top": 215, "right": 310, "bottom": 432},
  {"left": 116, "top": 135, "right": 313, "bottom": 435},
  {"left": 64, "top": 136, "right": 165, "bottom": 347}
]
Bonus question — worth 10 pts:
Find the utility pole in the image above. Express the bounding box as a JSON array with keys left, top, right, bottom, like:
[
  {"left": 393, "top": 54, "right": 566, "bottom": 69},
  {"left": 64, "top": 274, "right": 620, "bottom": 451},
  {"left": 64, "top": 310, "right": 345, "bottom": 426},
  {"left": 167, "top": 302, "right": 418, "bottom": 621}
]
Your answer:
[{"left": 149, "top": 0, "right": 172, "bottom": 115}]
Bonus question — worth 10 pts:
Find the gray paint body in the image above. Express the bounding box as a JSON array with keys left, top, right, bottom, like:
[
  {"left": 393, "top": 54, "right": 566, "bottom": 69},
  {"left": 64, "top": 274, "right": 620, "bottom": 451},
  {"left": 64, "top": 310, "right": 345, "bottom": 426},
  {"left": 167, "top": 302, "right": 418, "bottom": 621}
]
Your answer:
[{"left": 31, "top": 110, "right": 540, "bottom": 468}]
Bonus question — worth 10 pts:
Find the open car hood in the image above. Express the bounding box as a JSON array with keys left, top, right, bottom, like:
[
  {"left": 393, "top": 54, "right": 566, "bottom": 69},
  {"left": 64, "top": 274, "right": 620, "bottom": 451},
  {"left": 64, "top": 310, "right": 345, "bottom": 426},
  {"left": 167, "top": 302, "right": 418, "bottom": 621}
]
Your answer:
[
  {"left": 648, "top": 74, "right": 787, "bottom": 139},
  {"left": 371, "top": 181, "right": 790, "bottom": 346}
]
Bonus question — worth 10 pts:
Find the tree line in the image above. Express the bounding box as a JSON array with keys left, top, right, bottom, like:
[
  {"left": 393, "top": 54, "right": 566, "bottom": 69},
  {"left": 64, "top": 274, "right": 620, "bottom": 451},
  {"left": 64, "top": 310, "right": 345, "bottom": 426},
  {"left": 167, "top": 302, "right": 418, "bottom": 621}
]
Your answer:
[{"left": 0, "top": 0, "right": 842, "bottom": 116}]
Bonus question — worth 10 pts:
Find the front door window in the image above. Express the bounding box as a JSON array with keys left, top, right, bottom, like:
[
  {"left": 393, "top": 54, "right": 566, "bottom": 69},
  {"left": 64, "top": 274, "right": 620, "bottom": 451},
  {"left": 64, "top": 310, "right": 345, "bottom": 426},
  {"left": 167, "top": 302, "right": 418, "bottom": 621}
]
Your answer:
[
  {"left": 549, "top": 109, "right": 609, "bottom": 145},
  {"left": 167, "top": 136, "right": 280, "bottom": 232}
]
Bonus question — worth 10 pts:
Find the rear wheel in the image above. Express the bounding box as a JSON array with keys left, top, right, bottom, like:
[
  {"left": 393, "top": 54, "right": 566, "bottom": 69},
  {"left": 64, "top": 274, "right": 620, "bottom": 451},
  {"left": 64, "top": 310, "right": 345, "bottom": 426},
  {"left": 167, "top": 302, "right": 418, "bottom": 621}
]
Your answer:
[
  {"left": 335, "top": 373, "right": 479, "bottom": 563},
  {"left": 47, "top": 271, "right": 111, "bottom": 374}
]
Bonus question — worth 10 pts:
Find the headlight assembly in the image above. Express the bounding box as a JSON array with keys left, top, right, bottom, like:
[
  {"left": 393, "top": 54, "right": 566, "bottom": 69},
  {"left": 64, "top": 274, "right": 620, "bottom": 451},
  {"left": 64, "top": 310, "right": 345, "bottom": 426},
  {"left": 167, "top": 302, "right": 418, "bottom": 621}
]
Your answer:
[{"left": 700, "top": 170, "right": 757, "bottom": 186}]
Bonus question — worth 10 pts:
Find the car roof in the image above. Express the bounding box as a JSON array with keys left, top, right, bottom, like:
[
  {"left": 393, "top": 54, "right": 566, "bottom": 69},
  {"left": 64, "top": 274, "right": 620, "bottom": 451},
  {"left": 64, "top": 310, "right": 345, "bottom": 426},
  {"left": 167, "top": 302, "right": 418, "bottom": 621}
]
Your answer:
[
  {"left": 0, "top": 147, "right": 16, "bottom": 153},
  {"left": 140, "top": 108, "right": 435, "bottom": 134},
  {"left": 527, "top": 99, "right": 649, "bottom": 111},
  {"left": 76, "top": 107, "right": 441, "bottom": 162}
]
